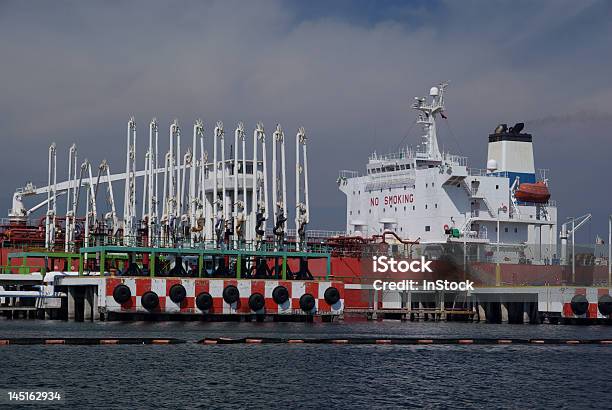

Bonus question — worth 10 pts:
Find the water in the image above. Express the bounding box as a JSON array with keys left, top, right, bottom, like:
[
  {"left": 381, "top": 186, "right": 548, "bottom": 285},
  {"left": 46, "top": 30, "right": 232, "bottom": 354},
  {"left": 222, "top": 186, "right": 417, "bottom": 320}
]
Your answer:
[{"left": 1, "top": 321, "right": 611, "bottom": 409}]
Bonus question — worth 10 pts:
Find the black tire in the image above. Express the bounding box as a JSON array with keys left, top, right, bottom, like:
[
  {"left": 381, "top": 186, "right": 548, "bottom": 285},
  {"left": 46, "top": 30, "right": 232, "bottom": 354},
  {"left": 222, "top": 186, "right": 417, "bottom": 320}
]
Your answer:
[
  {"left": 272, "top": 286, "right": 289, "bottom": 305},
  {"left": 196, "top": 292, "right": 213, "bottom": 311},
  {"left": 113, "top": 284, "right": 131, "bottom": 304},
  {"left": 248, "top": 293, "right": 266, "bottom": 311},
  {"left": 222, "top": 285, "right": 240, "bottom": 304},
  {"left": 570, "top": 294, "right": 589, "bottom": 316},
  {"left": 141, "top": 291, "right": 159, "bottom": 310},
  {"left": 169, "top": 284, "right": 187, "bottom": 303},
  {"left": 598, "top": 294, "right": 612, "bottom": 316},
  {"left": 323, "top": 287, "right": 341, "bottom": 305},
  {"left": 299, "top": 293, "right": 316, "bottom": 312}
]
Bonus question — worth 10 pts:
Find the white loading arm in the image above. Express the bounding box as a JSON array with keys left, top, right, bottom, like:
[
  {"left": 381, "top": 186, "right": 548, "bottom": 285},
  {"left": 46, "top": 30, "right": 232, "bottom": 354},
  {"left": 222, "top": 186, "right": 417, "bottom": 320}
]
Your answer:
[{"left": 100, "top": 160, "right": 119, "bottom": 234}]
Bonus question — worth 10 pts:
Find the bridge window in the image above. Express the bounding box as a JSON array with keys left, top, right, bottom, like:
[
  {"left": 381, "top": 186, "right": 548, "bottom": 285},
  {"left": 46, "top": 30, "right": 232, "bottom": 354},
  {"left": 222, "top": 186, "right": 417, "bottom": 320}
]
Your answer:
[
  {"left": 504, "top": 227, "right": 508, "bottom": 233},
  {"left": 425, "top": 226, "right": 430, "bottom": 232},
  {"left": 496, "top": 185, "right": 499, "bottom": 189},
  {"left": 514, "top": 227, "right": 518, "bottom": 233}
]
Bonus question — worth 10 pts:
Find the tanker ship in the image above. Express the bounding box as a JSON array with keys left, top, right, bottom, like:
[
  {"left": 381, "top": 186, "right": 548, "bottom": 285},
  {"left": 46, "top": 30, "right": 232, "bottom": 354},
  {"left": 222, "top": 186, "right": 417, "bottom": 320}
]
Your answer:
[{"left": 1, "top": 83, "right": 610, "bottom": 323}]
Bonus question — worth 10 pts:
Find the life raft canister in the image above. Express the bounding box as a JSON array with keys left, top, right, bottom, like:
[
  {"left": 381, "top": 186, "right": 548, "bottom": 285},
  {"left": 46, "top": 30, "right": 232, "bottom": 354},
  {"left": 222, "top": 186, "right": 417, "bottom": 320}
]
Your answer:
[
  {"left": 169, "top": 284, "right": 187, "bottom": 304},
  {"left": 323, "top": 287, "right": 340, "bottom": 305},
  {"left": 196, "top": 292, "right": 213, "bottom": 311},
  {"left": 141, "top": 291, "right": 160, "bottom": 310},
  {"left": 598, "top": 294, "right": 612, "bottom": 316},
  {"left": 272, "top": 285, "right": 289, "bottom": 305},
  {"left": 570, "top": 294, "right": 589, "bottom": 316},
  {"left": 248, "top": 293, "right": 265, "bottom": 311},
  {"left": 113, "top": 284, "right": 131, "bottom": 304},
  {"left": 299, "top": 293, "right": 316, "bottom": 312},
  {"left": 222, "top": 285, "right": 240, "bottom": 304}
]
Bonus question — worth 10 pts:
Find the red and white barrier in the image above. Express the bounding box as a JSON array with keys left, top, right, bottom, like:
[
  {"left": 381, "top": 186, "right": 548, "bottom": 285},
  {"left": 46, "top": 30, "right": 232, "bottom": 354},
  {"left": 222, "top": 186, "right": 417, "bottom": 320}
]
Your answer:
[
  {"left": 561, "top": 287, "right": 610, "bottom": 319},
  {"left": 101, "top": 277, "right": 344, "bottom": 315}
]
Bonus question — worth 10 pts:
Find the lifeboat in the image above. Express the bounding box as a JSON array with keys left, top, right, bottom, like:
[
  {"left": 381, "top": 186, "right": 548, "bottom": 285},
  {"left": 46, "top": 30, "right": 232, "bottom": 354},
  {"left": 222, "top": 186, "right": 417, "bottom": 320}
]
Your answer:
[{"left": 514, "top": 181, "right": 551, "bottom": 203}]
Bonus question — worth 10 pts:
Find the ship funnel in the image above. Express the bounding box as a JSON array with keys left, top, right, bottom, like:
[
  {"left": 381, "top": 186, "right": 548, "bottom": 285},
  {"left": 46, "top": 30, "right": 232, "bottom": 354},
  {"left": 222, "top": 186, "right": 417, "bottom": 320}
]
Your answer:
[{"left": 487, "top": 122, "right": 535, "bottom": 183}]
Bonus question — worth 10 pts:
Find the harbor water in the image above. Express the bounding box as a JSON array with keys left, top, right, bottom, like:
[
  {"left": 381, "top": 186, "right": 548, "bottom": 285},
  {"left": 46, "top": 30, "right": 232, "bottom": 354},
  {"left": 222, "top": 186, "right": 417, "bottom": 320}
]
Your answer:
[{"left": 2, "top": 321, "right": 611, "bottom": 408}]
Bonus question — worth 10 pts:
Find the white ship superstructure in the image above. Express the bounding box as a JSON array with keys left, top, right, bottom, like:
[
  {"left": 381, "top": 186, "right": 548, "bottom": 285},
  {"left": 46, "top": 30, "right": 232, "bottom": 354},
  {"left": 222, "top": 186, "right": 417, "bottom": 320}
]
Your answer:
[{"left": 339, "top": 83, "right": 557, "bottom": 256}]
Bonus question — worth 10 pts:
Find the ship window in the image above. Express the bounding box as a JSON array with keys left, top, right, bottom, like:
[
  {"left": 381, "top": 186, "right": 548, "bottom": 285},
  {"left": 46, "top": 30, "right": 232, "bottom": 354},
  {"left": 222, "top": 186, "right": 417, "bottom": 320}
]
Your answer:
[
  {"left": 435, "top": 204, "right": 438, "bottom": 209},
  {"left": 495, "top": 227, "right": 498, "bottom": 232},
  {"left": 400, "top": 227, "right": 403, "bottom": 232},
  {"left": 407, "top": 164, "right": 411, "bottom": 169},
  {"left": 352, "top": 191, "right": 355, "bottom": 195},
  {"left": 383, "top": 208, "right": 385, "bottom": 213},
  {"left": 412, "top": 205, "right": 415, "bottom": 211},
  {"left": 403, "top": 186, "right": 406, "bottom": 190},
  {"left": 369, "top": 209, "right": 371, "bottom": 214},
  {"left": 425, "top": 226, "right": 431, "bottom": 232},
  {"left": 425, "top": 204, "right": 428, "bottom": 209},
  {"left": 514, "top": 227, "right": 517, "bottom": 233},
  {"left": 432, "top": 182, "right": 435, "bottom": 187},
  {"left": 358, "top": 190, "right": 360, "bottom": 194},
  {"left": 504, "top": 227, "right": 508, "bottom": 233},
  {"left": 426, "top": 183, "right": 428, "bottom": 188},
  {"left": 380, "top": 189, "right": 383, "bottom": 193},
  {"left": 350, "top": 211, "right": 352, "bottom": 215},
  {"left": 496, "top": 185, "right": 499, "bottom": 189},
  {"left": 457, "top": 184, "right": 460, "bottom": 187},
  {"left": 358, "top": 210, "right": 360, "bottom": 215},
  {"left": 404, "top": 206, "right": 406, "bottom": 211},
  {"left": 395, "top": 207, "right": 397, "bottom": 212}
]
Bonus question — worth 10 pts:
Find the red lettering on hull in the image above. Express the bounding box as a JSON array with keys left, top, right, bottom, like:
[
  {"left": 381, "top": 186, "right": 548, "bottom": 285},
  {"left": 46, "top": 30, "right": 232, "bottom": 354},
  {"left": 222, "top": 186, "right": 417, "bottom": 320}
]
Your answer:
[{"left": 370, "top": 194, "right": 414, "bottom": 207}]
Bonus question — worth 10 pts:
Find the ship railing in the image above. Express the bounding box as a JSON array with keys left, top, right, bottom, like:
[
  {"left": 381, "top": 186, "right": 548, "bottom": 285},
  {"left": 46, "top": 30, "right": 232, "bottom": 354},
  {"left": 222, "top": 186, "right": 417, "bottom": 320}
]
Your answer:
[
  {"left": 368, "top": 148, "right": 416, "bottom": 162},
  {"left": 443, "top": 153, "right": 467, "bottom": 166},
  {"left": 468, "top": 168, "right": 508, "bottom": 177},
  {"left": 515, "top": 199, "right": 557, "bottom": 208},
  {"left": 338, "top": 170, "right": 359, "bottom": 179},
  {"left": 271, "top": 229, "right": 347, "bottom": 240}
]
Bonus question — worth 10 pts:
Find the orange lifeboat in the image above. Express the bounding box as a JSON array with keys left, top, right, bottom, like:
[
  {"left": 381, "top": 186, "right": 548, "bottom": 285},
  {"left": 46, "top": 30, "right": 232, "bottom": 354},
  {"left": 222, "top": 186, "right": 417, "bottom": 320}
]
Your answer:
[{"left": 514, "top": 181, "right": 551, "bottom": 203}]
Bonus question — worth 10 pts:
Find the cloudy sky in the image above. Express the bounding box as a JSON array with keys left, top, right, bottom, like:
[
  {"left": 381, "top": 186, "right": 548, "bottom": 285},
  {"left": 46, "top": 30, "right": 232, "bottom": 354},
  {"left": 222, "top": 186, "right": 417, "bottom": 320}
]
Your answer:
[{"left": 1, "top": 0, "right": 611, "bottom": 242}]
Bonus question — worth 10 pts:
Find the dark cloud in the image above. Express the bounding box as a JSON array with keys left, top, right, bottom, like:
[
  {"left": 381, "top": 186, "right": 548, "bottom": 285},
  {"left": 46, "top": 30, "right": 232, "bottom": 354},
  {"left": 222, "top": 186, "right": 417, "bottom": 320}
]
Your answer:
[{"left": 0, "top": 0, "right": 610, "bottom": 242}]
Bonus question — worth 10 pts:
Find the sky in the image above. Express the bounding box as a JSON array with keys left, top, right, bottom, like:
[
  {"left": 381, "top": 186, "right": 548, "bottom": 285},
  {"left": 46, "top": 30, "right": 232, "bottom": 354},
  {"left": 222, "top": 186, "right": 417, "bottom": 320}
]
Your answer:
[{"left": 0, "top": 0, "right": 611, "bottom": 243}]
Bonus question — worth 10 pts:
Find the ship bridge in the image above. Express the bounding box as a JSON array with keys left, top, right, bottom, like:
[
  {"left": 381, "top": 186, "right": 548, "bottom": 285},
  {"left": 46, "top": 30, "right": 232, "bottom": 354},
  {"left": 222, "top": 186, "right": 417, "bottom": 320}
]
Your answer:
[{"left": 338, "top": 83, "right": 557, "bottom": 259}]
